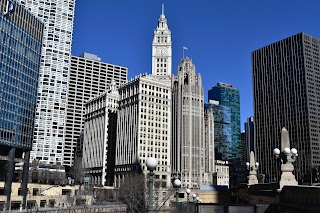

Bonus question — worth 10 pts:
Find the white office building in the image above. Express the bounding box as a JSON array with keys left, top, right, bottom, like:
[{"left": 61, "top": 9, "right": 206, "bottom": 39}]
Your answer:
[
  {"left": 65, "top": 53, "right": 127, "bottom": 166},
  {"left": 82, "top": 82, "right": 119, "bottom": 186},
  {"left": 114, "top": 74, "right": 172, "bottom": 188},
  {"left": 18, "top": 0, "right": 76, "bottom": 164}
]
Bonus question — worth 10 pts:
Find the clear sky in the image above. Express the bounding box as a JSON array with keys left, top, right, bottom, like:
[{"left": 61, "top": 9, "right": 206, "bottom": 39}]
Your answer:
[{"left": 71, "top": 0, "right": 320, "bottom": 131}]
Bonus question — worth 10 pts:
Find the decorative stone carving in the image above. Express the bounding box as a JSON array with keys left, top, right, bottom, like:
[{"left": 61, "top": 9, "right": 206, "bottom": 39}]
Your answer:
[
  {"left": 273, "top": 127, "right": 298, "bottom": 190},
  {"left": 246, "top": 151, "right": 259, "bottom": 185}
]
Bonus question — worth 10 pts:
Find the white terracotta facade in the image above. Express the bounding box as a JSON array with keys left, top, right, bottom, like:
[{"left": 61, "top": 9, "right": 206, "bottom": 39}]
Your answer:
[
  {"left": 114, "top": 75, "right": 172, "bottom": 188},
  {"left": 18, "top": 0, "right": 76, "bottom": 164}
]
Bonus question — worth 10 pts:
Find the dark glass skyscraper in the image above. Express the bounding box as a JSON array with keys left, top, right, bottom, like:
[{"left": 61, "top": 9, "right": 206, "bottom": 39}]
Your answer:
[
  {"left": 204, "top": 101, "right": 232, "bottom": 160},
  {"left": 252, "top": 32, "right": 320, "bottom": 183},
  {"left": 0, "top": 0, "right": 43, "bottom": 209},
  {"left": 208, "top": 83, "right": 241, "bottom": 160}
]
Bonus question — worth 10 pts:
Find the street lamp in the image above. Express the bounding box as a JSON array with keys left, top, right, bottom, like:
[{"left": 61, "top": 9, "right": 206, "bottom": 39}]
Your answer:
[
  {"left": 185, "top": 187, "right": 191, "bottom": 202},
  {"left": 146, "top": 157, "right": 158, "bottom": 213},
  {"left": 195, "top": 196, "right": 200, "bottom": 213},
  {"left": 173, "top": 178, "right": 181, "bottom": 202},
  {"left": 273, "top": 148, "right": 281, "bottom": 182},
  {"left": 192, "top": 193, "right": 197, "bottom": 203},
  {"left": 246, "top": 162, "right": 250, "bottom": 170},
  {"left": 185, "top": 187, "right": 191, "bottom": 213}
]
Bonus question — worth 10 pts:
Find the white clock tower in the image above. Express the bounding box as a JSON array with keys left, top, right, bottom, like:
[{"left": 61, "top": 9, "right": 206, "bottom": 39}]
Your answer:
[{"left": 152, "top": 5, "right": 172, "bottom": 76}]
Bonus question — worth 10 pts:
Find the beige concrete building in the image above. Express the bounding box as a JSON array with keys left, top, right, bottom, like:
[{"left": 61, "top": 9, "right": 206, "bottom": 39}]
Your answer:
[{"left": 0, "top": 182, "right": 79, "bottom": 210}]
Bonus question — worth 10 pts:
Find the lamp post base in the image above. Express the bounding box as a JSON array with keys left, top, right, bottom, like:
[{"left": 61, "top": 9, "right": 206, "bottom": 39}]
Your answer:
[
  {"left": 248, "top": 171, "right": 258, "bottom": 185},
  {"left": 278, "top": 164, "right": 298, "bottom": 191}
]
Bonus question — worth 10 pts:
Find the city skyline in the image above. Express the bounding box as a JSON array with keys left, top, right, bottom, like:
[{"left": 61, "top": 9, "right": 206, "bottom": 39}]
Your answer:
[{"left": 71, "top": 0, "right": 320, "bottom": 130}]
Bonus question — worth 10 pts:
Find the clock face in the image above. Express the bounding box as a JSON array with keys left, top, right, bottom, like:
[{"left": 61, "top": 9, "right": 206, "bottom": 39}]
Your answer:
[
  {"left": 157, "top": 47, "right": 167, "bottom": 56},
  {"left": 163, "top": 48, "right": 167, "bottom": 55}
]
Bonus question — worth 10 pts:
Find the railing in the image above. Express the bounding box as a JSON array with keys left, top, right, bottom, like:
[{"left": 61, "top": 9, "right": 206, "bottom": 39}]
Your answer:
[
  {"left": 40, "top": 185, "right": 59, "bottom": 195},
  {"left": 8, "top": 204, "right": 127, "bottom": 213}
]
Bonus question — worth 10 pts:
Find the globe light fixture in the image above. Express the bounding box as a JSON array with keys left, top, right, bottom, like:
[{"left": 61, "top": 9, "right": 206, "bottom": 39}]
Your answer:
[
  {"left": 146, "top": 157, "right": 158, "bottom": 171},
  {"left": 291, "top": 148, "right": 298, "bottom": 156},
  {"left": 283, "top": 147, "right": 291, "bottom": 155},
  {"left": 173, "top": 179, "right": 181, "bottom": 187},
  {"left": 273, "top": 148, "right": 280, "bottom": 157},
  {"left": 246, "top": 162, "right": 250, "bottom": 170}
]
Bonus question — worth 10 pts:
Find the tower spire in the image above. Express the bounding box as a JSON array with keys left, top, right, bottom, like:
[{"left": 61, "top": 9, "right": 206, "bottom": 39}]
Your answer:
[
  {"left": 162, "top": 4, "right": 164, "bottom": 15},
  {"left": 152, "top": 4, "right": 172, "bottom": 76}
]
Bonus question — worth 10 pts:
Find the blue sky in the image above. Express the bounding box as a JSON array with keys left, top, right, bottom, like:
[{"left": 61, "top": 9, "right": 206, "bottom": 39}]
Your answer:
[{"left": 71, "top": 0, "right": 320, "bottom": 131}]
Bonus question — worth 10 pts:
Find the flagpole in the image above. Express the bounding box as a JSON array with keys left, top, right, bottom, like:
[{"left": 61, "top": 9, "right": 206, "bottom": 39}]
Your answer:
[
  {"left": 183, "top": 47, "right": 184, "bottom": 59},
  {"left": 183, "top": 46, "right": 188, "bottom": 59}
]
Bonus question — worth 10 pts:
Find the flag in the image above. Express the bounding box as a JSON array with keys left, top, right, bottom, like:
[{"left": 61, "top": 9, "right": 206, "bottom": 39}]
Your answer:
[{"left": 183, "top": 46, "right": 188, "bottom": 50}]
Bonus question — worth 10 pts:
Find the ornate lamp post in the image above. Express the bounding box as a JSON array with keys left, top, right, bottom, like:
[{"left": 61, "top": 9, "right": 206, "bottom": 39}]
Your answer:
[
  {"left": 246, "top": 151, "right": 259, "bottom": 185},
  {"left": 146, "top": 157, "right": 158, "bottom": 213},
  {"left": 273, "top": 127, "right": 298, "bottom": 190},
  {"left": 196, "top": 196, "right": 200, "bottom": 203},
  {"left": 273, "top": 148, "right": 281, "bottom": 182},
  {"left": 173, "top": 178, "right": 181, "bottom": 202},
  {"left": 186, "top": 187, "right": 191, "bottom": 202},
  {"left": 192, "top": 193, "right": 197, "bottom": 203},
  {"left": 185, "top": 187, "right": 191, "bottom": 213}
]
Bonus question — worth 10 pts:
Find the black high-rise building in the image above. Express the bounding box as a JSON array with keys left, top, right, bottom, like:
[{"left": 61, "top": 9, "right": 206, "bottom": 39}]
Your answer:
[
  {"left": 252, "top": 32, "right": 320, "bottom": 183},
  {"left": 244, "top": 117, "right": 254, "bottom": 163}
]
